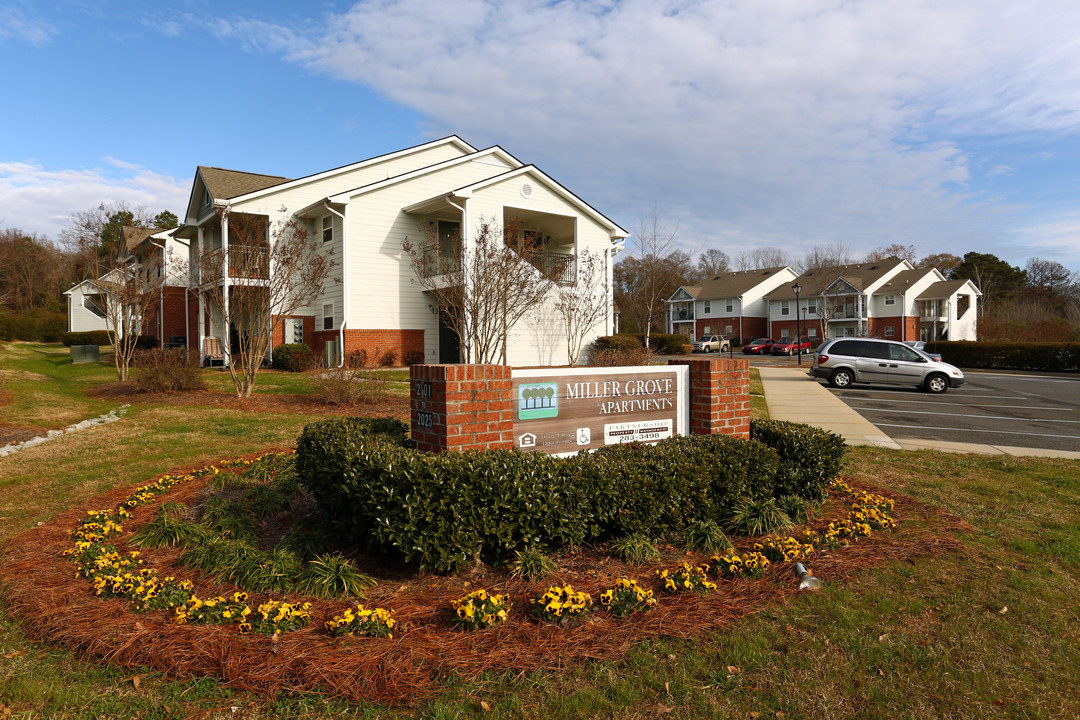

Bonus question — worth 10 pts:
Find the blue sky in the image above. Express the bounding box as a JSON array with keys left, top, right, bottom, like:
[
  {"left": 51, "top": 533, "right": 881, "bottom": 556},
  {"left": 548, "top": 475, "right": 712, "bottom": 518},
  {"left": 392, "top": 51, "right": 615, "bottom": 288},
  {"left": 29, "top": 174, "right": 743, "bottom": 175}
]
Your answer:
[{"left": 2, "top": 0, "right": 1079, "bottom": 272}]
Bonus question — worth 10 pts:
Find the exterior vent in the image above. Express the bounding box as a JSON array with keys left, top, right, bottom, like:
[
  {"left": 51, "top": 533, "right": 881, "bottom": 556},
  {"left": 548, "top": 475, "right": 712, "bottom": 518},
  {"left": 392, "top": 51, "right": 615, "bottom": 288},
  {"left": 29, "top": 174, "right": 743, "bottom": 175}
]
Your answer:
[{"left": 520, "top": 182, "right": 534, "bottom": 199}]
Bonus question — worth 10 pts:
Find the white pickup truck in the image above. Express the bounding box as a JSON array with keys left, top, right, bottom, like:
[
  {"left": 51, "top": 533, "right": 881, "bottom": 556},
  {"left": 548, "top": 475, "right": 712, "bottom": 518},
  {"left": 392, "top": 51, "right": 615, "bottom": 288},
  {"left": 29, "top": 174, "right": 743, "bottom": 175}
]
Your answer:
[{"left": 692, "top": 335, "right": 731, "bottom": 353}]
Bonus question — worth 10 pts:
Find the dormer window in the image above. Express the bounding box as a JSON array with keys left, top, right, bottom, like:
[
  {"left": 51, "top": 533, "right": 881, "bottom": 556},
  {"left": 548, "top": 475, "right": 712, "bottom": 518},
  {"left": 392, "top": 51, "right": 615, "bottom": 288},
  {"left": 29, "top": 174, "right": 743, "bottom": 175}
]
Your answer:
[{"left": 322, "top": 216, "right": 334, "bottom": 243}]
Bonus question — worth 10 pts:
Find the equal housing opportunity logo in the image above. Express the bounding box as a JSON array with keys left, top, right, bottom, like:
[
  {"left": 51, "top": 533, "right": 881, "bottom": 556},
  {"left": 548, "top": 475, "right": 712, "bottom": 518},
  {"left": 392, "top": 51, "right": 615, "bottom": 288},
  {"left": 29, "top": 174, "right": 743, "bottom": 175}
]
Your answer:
[{"left": 517, "top": 382, "right": 559, "bottom": 419}]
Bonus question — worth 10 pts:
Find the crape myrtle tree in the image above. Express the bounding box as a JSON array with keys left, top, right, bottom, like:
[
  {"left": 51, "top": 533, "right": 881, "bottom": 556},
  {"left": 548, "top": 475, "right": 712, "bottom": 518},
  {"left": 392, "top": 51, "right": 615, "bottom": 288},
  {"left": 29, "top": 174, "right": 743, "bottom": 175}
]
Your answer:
[
  {"left": 197, "top": 208, "right": 333, "bottom": 398},
  {"left": 94, "top": 256, "right": 166, "bottom": 382},
  {"left": 403, "top": 216, "right": 555, "bottom": 364},
  {"left": 555, "top": 248, "right": 610, "bottom": 365}
]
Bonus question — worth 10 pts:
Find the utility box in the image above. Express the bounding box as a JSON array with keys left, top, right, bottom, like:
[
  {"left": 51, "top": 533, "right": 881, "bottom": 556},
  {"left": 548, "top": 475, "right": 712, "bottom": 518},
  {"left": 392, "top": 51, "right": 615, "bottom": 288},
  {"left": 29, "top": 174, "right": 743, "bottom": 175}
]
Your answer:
[
  {"left": 325, "top": 339, "right": 339, "bottom": 368},
  {"left": 71, "top": 345, "right": 100, "bottom": 364}
]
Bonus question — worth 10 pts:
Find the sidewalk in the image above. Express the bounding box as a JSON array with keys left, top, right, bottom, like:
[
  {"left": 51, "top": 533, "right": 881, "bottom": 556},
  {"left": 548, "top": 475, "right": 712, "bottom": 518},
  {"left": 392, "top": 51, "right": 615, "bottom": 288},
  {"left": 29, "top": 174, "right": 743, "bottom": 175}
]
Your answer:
[{"left": 756, "top": 367, "right": 1080, "bottom": 460}]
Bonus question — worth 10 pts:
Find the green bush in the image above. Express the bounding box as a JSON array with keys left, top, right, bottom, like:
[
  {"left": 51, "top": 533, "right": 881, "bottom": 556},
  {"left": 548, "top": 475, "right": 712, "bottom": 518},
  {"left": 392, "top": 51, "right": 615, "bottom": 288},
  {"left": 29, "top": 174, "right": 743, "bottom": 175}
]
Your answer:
[
  {"left": 926, "top": 341, "right": 1080, "bottom": 372},
  {"left": 750, "top": 419, "right": 845, "bottom": 502},
  {"left": 592, "top": 333, "right": 693, "bottom": 355},
  {"left": 0, "top": 311, "right": 66, "bottom": 342},
  {"left": 272, "top": 342, "right": 312, "bottom": 371},
  {"left": 62, "top": 330, "right": 112, "bottom": 347},
  {"left": 296, "top": 418, "right": 793, "bottom": 573}
]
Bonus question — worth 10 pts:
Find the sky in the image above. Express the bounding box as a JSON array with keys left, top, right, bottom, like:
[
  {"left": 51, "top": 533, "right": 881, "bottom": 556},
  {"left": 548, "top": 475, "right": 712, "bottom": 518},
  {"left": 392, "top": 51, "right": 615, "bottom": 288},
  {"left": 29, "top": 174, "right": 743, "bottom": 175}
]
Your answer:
[{"left": 2, "top": 0, "right": 1079, "bottom": 272}]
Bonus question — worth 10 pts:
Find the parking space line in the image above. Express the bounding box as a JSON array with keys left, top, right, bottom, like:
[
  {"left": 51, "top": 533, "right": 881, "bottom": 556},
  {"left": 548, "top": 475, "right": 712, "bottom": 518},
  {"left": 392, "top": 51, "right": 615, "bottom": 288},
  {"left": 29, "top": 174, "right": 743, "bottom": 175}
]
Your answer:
[
  {"left": 841, "top": 398, "right": 1072, "bottom": 411},
  {"left": 835, "top": 392, "right": 1026, "bottom": 401},
  {"left": 875, "top": 423, "right": 1080, "bottom": 440},
  {"left": 848, "top": 407, "right": 1080, "bottom": 424}
]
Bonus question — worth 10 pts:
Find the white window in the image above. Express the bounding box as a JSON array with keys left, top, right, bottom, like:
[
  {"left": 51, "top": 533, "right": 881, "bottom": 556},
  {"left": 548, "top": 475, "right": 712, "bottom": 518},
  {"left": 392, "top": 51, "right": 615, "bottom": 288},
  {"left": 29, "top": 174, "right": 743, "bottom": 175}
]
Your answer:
[
  {"left": 780, "top": 329, "right": 790, "bottom": 338},
  {"left": 322, "top": 216, "right": 333, "bottom": 243},
  {"left": 725, "top": 325, "right": 733, "bottom": 335},
  {"left": 703, "top": 326, "right": 711, "bottom": 335},
  {"left": 725, "top": 299, "right": 733, "bottom": 313},
  {"left": 807, "top": 300, "right": 817, "bottom": 314},
  {"left": 781, "top": 300, "right": 790, "bottom": 316},
  {"left": 703, "top": 300, "right": 711, "bottom": 314},
  {"left": 323, "top": 303, "right": 334, "bottom": 330},
  {"left": 884, "top": 294, "right": 895, "bottom": 306},
  {"left": 808, "top": 327, "right": 817, "bottom": 338},
  {"left": 884, "top": 325, "right": 895, "bottom": 337}
]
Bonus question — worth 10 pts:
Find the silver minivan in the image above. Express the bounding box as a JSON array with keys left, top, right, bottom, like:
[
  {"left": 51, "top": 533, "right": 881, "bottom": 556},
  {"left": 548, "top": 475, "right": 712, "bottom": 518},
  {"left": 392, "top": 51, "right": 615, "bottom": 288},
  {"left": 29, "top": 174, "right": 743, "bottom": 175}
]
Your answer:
[{"left": 811, "top": 338, "right": 964, "bottom": 393}]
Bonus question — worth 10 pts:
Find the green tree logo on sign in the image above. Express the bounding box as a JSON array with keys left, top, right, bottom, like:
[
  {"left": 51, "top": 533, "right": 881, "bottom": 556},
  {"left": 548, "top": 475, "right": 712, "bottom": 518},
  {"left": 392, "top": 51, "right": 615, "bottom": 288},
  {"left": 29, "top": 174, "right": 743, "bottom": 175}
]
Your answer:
[{"left": 518, "top": 383, "right": 559, "bottom": 419}]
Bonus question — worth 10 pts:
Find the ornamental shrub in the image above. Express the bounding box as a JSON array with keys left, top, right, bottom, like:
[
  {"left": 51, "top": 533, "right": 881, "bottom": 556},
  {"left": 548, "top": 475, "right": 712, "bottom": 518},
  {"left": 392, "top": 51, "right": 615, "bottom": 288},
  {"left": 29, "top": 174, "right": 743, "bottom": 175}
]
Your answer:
[
  {"left": 295, "top": 417, "right": 799, "bottom": 572},
  {"left": 926, "top": 341, "right": 1080, "bottom": 372},
  {"left": 750, "top": 419, "right": 845, "bottom": 502},
  {"left": 62, "top": 330, "right": 112, "bottom": 347},
  {"left": 272, "top": 342, "right": 312, "bottom": 371}
]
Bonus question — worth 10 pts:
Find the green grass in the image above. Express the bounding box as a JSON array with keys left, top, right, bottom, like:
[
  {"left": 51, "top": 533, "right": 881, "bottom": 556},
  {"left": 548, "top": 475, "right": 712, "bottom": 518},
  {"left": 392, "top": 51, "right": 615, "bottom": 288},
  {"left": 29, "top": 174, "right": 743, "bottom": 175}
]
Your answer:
[{"left": 2, "top": 341, "right": 1080, "bottom": 718}]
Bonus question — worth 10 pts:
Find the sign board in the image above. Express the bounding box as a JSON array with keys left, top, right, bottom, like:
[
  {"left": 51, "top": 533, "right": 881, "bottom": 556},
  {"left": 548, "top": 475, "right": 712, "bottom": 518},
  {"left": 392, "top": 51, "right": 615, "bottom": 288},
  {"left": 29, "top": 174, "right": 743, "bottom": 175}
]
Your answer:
[{"left": 511, "top": 365, "right": 688, "bottom": 456}]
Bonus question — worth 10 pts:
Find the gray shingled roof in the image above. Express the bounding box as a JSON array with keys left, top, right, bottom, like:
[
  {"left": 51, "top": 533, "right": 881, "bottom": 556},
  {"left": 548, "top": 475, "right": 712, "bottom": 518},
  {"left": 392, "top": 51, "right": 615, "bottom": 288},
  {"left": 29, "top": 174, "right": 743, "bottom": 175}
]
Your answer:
[
  {"left": 678, "top": 267, "right": 790, "bottom": 300},
  {"left": 199, "top": 166, "right": 290, "bottom": 200},
  {"left": 121, "top": 226, "right": 161, "bottom": 253},
  {"left": 916, "top": 280, "right": 971, "bottom": 299},
  {"left": 765, "top": 260, "right": 905, "bottom": 299}
]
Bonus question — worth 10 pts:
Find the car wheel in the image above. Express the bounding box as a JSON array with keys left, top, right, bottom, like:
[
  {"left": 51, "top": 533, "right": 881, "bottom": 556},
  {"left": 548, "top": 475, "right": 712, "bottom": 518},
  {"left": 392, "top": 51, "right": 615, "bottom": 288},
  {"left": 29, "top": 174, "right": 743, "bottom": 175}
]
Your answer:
[
  {"left": 830, "top": 369, "right": 854, "bottom": 388},
  {"left": 924, "top": 373, "right": 948, "bottom": 394}
]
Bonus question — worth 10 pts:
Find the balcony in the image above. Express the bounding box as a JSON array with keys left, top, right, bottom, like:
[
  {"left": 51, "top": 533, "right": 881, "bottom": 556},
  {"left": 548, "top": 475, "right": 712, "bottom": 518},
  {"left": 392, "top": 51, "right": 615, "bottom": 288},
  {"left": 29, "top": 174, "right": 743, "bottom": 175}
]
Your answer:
[
  {"left": 538, "top": 252, "right": 576, "bottom": 285},
  {"left": 228, "top": 245, "right": 269, "bottom": 280},
  {"left": 672, "top": 309, "right": 694, "bottom": 321},
  {"left": 417, "top": 245, "right": 576, "bottom": 285}
]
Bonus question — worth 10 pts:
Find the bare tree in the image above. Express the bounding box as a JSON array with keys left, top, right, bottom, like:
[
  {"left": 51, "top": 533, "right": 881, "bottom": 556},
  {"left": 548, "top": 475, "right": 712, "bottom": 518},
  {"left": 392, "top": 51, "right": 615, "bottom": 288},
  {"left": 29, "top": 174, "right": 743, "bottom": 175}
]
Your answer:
[
  {"left": 613, "top": 210, "right": 683, "bottom": 349},
  {"left": 403, "top": 216, "right": 555, "bottom": 364},
  {"left": 692, "top": 248, "right": 731, "bottom": 283},
  {"left": 197, "top": 208, "right": 334, "bottom": 398},
  {"left": 94, "top": 258, "right": 166, "bottom": 382},
  {"left": 555, "top": 248, "right": 610, "bottom": 365},
  {"left": 863, "top": 243, "right": 918, "bottom": 265},
  {"left": 800, "top": 242, "right": 853, "bottom": 338},
  {"left": 733, "top": 247, "right": 792, "bottom": 271},
  {"left": 916, "top": 252, "right": 962, "bottom": 276}
]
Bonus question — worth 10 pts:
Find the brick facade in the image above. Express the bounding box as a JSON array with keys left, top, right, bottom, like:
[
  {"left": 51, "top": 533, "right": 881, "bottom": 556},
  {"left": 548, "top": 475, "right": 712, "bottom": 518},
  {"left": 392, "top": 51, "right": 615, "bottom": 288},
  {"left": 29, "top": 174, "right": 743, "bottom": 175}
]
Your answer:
[
  {"left": 143, "top": 287, "right": 195, "bottom": 347},
  {"left": 312, "top": 328, "right": 425, "bottom": 366},
  {"left": 695, "top": 316, "right": 768, "bottom": 343},
  {"left": 410, "top": 364, "right": 515, "bottom": 453},
  {"left": 272, "top": 315, "right": 315, "bottom": 348},
  {"left": 667, "top": 358, "right": 750, "bottom": 438},
  {"left": 868, "top": 316, "right": 918, "bottom": 341}
]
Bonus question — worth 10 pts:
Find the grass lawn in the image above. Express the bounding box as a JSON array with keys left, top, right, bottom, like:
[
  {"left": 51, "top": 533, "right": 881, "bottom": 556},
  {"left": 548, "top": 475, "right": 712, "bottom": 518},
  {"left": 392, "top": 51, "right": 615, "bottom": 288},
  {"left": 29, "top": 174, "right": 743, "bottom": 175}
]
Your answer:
[{"left": 1, "top": 343, "right": 1078, "bottom": 718}]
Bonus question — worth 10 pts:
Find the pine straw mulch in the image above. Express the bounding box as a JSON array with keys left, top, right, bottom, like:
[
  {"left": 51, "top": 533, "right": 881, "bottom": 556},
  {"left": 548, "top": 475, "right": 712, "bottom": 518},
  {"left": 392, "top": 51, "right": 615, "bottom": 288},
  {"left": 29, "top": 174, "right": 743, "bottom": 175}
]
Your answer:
[
  {"left": 87, "top": 381, "right": 410, "bottom": 419},
  {"left": 0, "top": 460, "right": 967, "bottom": 706}
]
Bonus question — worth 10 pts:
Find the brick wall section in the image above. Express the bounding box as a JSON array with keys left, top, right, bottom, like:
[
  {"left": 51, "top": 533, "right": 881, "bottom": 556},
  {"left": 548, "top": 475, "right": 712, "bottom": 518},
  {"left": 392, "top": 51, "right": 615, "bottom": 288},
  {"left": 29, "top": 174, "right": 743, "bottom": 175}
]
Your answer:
[
  {"left": 667, "top": 358, "right": 750, "bottom": 438},
  {"left": 313, "top": 328, "right": 424, "bottom": 366},
  {"left": 410, "top": 364, "right": 515, "bottom": 453},
  {"left": 696, "top": 316, "right": 768, "bottom": 342}
]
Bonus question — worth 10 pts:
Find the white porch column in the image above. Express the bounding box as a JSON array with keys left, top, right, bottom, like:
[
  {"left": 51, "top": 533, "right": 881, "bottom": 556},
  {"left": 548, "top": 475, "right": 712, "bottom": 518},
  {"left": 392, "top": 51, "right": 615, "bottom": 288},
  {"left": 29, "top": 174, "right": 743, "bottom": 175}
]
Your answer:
[{"left": 221, "top": 214, "right": 230, "bottom": 367}]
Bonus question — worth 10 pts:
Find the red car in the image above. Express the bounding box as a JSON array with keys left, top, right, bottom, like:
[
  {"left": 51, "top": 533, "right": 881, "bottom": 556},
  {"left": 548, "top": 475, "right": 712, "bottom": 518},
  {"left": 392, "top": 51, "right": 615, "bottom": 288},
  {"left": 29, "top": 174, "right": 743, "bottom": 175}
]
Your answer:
[
  {"left": 770, "top": 336, "right": 812, "bottom": 355},
  {"left": 742, "top": 338, "right": 776, "bottom": 354}
]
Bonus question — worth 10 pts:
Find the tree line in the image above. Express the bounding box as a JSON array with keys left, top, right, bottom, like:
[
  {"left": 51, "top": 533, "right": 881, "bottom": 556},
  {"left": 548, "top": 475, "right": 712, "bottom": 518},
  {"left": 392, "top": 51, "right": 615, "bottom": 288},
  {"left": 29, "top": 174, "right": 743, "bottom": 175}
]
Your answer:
[
  {"left": 614, "top": 218, "right": 1080, "bottom": 344},
  {"left": 0, "top": 203, "right": 177, "bottom": 341}
]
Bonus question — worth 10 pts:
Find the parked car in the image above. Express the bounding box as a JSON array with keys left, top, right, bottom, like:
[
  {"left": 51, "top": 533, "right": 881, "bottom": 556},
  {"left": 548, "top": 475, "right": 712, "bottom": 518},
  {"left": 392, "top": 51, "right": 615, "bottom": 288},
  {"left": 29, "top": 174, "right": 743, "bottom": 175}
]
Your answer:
[
  {"left": 811, "top": 337, "right": 964, "bottom": 393},
  {"left": 692, "top": 335, "right": 731, "bottom": 353},
  {"left": 770, "top": 336, "right": 812, "bottom": 356},
  {"left": 742, "top": 338, "right": 775, "bottom": 354},
  {"left": 904, "top": 340, "right": 942, "bottom": 362}
]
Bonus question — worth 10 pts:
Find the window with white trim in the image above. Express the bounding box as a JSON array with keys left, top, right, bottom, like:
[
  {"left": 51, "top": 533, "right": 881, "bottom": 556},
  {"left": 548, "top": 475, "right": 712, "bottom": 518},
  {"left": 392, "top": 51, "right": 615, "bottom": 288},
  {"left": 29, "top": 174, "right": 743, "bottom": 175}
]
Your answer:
[
  {"left": 808, "top": 327, "right": 817, "bottom": 338},
  {"left": 322, "top": 216, "right": 333, "bottom": 243},
  {"left": 884, "top": 294, "right": 895, "bottom": 306},
  {"left": 884, "top": 325, "right": 895, "bottom": 337},
  {"left": 703, "top": 300, "right": 711, "bottom": 314},
  {"left": 781, "top": 300, "right": 790, "bottom": 316},
  {"left": 725, "top": 325, "right": 733, "bottom": 335},
  {"left": 806, "top": 300, "right": 817, "bottom": 314},
  {"left": 323, "top": 303, "right": 334, "bottom": 330},
  {"left": 725, "top": 299, "right": 733, "bottom": 313}
]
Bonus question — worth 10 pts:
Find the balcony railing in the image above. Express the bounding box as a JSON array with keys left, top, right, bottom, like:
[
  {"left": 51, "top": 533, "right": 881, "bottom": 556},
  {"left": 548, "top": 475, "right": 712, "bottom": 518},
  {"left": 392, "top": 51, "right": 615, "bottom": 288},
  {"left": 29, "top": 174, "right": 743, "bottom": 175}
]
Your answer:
[
  {"left": 418, "top": 246, "right": 576, "bottom": 285},
  {"left": 538, "top": 252, "right": 576, "bottom": 285},
  {"left": 228, "top": 245, "right": 269, "bottom": 280},
  {"left": 672, "top": 309, "right": 694, "bottom": 321}
]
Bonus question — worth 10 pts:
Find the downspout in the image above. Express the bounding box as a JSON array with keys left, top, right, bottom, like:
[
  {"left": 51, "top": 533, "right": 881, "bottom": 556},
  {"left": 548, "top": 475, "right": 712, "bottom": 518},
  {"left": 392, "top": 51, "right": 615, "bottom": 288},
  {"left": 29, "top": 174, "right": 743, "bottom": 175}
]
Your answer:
[
  {"left": 172, "top": 237, "right": 192, "bottom": 349},
  {"left": 323, "top": 201, "right": 347, "bottom": 367},
  {"left": 738, "top": 297, "right": 744, "bottom": 344}
]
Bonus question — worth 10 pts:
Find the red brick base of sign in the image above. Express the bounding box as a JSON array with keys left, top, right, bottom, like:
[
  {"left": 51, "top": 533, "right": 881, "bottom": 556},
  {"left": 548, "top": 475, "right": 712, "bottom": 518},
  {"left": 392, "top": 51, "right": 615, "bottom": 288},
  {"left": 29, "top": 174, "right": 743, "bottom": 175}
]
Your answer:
[
  {"left": 667, "top": 358, "right": 750, "bottom": 438},
  {"left": 410, "top": 364, "right": 515, "bottom": 453}
]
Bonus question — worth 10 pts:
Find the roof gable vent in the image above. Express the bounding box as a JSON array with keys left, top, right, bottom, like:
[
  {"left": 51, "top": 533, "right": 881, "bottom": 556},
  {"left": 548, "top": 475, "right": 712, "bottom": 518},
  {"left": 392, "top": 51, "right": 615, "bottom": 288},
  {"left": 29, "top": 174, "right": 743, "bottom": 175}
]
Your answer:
[{"left": 520, "top": 181, "right": 534, "bottom": 199}]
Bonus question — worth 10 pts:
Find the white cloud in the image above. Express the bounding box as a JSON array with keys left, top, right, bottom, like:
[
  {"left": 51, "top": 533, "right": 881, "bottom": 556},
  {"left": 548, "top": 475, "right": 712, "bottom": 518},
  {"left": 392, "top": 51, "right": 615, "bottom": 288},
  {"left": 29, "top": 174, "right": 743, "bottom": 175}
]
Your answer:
[
  {"left": 1014, "top": 212, "right": 1080, "bottom": 269},
  {"left": 203, "top": 1, "right": 1080, "bottom": 264},
  {"left": 0, "top": 161, "right": 189, "bottom": 240},
  {"left": 0, "top": 6, "right": 56, "bottom": 45}
]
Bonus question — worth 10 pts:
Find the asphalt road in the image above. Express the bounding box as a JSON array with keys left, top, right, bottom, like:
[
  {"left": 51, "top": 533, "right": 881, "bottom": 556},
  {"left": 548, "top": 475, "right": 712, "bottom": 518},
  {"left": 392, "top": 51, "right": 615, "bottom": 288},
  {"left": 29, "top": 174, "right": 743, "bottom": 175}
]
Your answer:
[{"left": 822, "top": 372, "right": 1080, "bottom": 453}]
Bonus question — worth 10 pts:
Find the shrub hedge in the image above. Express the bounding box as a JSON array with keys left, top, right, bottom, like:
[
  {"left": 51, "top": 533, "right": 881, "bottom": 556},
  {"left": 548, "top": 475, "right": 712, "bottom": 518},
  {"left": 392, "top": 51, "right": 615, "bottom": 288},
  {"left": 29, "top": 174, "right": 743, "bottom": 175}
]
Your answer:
[
  {"left": 272, "top": 343, "right": 312, "bottom": 371},
  {"left": 296, "top": 418, "right": 840, "bottom": 572},
  {"left": 0, "top": 311, "right": 67, "bottom": 342},
  {"left": 750, "top": 419, "right": 845, "bottom": 502},
  {"left": 926, "top": 341, "right": 1080, "bottom": 372},
  {"left": 62, "top": 330, "right": 113, "bottom": 346},
  {"left": 593, "top": 333, "right": 693, "bottom": 355}
]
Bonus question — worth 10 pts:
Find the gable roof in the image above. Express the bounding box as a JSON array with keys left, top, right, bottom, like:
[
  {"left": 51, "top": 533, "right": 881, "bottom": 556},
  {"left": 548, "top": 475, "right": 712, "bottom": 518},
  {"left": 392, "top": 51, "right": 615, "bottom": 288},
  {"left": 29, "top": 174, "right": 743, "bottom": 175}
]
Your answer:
[
  {"left": 199, "top": 166, "right": 291, "bottom": 200},
  {"left": 121, "top": 226, "right": 161, "bottom": 253},
  {"left": 696, "top": 267, "right": 793, "bottom": 299},
  {"left": 917, "top": 279, "right": 983, "bottom": 299},
  {"left": 766, "top": 259, "right": 908, "bottom": 299},
  {"left": 873, "top": 268, "right": 942, "bottom": 294},
  {"left": 449, "top": 165, "right": 629, "bottom": 239}
]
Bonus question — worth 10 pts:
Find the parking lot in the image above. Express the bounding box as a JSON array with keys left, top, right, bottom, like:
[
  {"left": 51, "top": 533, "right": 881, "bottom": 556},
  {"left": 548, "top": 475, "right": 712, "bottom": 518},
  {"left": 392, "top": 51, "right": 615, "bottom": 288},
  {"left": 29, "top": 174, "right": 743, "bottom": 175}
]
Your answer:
[{"left": 823, "top": 372, "right": 1080, "bottom": 453}]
